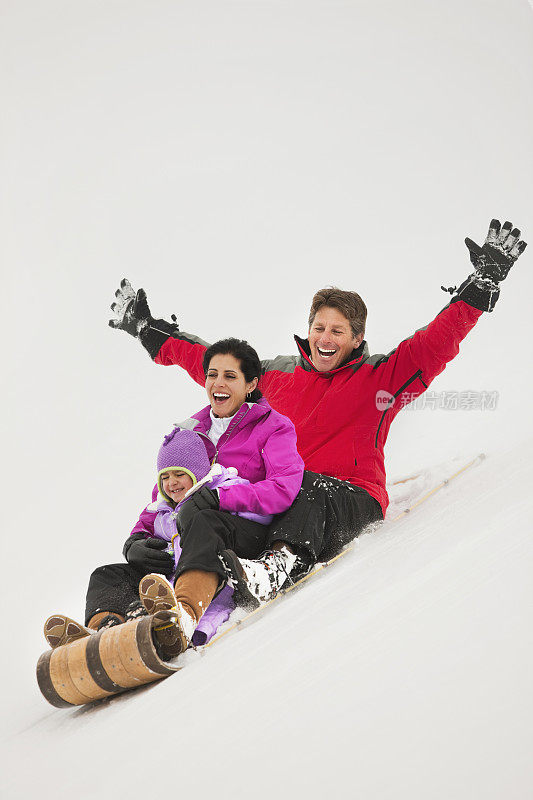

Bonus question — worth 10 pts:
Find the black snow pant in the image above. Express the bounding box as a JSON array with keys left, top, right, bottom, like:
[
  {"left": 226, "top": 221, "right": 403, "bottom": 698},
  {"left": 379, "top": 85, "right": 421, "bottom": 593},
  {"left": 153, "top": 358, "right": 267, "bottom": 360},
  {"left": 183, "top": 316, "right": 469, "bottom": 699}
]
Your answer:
[
  {"left": 85, "top": 511, "right": 271, "bottom": 624},
  {"left": 265, "top": 471, "right": 383, "bottom": 564},
  {"left": 85, "top": 562, "right": 149, "bottom": 625}
]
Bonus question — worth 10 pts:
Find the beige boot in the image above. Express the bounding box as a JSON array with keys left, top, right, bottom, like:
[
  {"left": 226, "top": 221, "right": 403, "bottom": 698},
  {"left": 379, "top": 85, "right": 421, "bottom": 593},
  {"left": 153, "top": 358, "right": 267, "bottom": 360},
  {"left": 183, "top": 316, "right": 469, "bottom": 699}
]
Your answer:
[
  {"left": 139, "top": 570, "right": 219, "bottom": 659},
  {"left": 44, "top": 615, "right": 93, "bottom": 649}
]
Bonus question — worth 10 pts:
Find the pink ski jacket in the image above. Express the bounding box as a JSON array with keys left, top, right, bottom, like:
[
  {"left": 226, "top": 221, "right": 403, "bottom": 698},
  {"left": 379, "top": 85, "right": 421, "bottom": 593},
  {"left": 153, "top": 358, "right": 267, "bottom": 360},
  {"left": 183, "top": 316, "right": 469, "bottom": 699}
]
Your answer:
[{"left": 183, "top": 398, "right": 305, "bottom": 518}]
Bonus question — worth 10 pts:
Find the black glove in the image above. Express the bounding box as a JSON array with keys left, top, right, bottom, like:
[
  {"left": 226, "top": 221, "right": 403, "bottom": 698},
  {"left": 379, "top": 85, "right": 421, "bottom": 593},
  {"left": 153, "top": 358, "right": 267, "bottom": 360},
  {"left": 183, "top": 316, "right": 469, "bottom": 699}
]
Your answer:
[
  {"left": 109, "top": 278, "right": 179, "bottom": 358},
  {"left": 465, "top": 219, "right": 527, "bottom": 285},
  {"left": 109, "top": 279, "right": 150, "bottom": 337},
  {"left": 176, "top": 487, "right": 220, "bottom": 532},
  {"left": 124, "top": 534, "right": 174, "bottom": 573},
  {"left": 449, "top": 219, "right": 527, "bottom": 313}
]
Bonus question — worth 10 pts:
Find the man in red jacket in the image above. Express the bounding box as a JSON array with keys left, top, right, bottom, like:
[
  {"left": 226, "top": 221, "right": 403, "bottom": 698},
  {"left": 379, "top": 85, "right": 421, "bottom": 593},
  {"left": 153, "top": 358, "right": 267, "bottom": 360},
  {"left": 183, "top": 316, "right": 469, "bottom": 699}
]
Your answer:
[{"left": 110, "top": 219, "right": 526, "bottom": 602}]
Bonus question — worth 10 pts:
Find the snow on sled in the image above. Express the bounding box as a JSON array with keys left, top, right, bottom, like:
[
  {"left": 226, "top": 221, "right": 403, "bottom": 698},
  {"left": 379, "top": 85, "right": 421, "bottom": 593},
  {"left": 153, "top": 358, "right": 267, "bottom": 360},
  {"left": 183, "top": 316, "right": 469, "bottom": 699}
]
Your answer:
[{"left": 36, "top": 615, "right": 179, "bottom": 708}]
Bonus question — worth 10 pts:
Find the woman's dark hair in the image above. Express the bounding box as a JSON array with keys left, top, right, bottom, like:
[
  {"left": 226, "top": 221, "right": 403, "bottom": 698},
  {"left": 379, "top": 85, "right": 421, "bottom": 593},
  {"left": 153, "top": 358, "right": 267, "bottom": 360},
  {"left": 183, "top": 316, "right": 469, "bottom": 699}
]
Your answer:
[{"left": 202, "top": 338, "right": 263, "bottom": 402}]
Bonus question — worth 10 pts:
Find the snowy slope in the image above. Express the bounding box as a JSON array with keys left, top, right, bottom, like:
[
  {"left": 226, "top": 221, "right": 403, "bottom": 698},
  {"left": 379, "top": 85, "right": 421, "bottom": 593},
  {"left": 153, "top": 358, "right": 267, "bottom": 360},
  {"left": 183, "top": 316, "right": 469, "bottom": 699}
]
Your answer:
[{"left": 4, "top": 445, "right": 532, "bottom": 800}]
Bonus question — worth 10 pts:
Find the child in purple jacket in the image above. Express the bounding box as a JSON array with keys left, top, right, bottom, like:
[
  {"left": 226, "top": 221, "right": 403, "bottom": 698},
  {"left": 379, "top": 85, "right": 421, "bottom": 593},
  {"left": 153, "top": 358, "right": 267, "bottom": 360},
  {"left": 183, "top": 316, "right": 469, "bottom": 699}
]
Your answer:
[
  {"left": 122, "top": 425, "right": 273, "bottom": 645},
  {"left": 44, "top": 426, "right": 265, "bottom": 650}
]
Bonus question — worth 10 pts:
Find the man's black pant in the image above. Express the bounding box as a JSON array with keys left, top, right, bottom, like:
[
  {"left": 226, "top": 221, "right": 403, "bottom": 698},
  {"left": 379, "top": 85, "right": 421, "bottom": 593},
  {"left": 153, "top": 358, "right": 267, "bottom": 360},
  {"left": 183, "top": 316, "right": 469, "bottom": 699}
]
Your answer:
[{"left": 267, "top": 471, "right": 383, "bottom": 563}]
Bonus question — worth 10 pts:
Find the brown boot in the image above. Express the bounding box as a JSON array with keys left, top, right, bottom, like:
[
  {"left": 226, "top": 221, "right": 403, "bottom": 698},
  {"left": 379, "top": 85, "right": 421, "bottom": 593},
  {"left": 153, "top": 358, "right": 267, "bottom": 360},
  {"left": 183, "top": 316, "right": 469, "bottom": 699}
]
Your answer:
[
  {"left": 174, "top": 569, "right": 219, "bottom": 630},
  {"left": 139, "top": 570, "right": 219, "bottom": 659},
  {"left": 44, "top": 615, "right": 93, "bottom": 649},
  {"left": 87, "top": 611, "right": 125, "bottom": 631}
]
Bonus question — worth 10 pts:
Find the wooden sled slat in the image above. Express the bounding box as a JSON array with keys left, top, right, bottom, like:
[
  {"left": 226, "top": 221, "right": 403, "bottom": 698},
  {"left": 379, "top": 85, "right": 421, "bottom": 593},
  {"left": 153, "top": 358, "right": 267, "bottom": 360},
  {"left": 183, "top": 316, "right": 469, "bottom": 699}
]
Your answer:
[
  {"left": 49, "top": 643, "right": 95, "bottom": 706},
  {"left": 85, "top": 632, "right": 124, "bottom": 694},
  {"left": 116, "top": 616, "right": 168, "bottom": 683},
  {"left": 36, "top": 650, "right": 75, "bottom": 709},
  {"left": 66, "top": 636, "right": 114, "bottom": 702},
  {"left": 98, "top": 622, "right": 143, "bottom": 690}
]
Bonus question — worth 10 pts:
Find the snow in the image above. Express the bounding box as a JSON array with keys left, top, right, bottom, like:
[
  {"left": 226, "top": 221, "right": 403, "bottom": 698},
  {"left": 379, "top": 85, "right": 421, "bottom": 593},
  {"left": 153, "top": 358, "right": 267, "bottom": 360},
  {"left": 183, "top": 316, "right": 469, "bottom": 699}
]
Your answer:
[
  {"left": 1, "top": 1, "right": 533, "bottom": 798},
  {"left": 4, "top": 447, "right": 532, "bottom": 799}
]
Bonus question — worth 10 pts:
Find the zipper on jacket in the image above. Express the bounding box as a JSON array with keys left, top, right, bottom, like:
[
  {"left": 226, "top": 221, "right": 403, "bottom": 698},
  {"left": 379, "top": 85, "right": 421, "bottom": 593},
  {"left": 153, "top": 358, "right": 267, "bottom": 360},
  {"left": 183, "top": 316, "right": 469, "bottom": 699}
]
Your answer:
[
  {"left": 213, "top": 404, "right": 252, "bottom": 461},
  {"left": 374, "top": 369, "right": 425, "bottom": 448}
]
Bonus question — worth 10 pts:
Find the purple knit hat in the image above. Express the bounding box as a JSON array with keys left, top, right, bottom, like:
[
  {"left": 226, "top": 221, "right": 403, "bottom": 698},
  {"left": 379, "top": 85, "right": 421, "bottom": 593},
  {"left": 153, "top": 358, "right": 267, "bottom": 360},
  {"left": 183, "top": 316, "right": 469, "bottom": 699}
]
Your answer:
[{"left": 157, "top": 427, "right": 212, "bottom": 500}]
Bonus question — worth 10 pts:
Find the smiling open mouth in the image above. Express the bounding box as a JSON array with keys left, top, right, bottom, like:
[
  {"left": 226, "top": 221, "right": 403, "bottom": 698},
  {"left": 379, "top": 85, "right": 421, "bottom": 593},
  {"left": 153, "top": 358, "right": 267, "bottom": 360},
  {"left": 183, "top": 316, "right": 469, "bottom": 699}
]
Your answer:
[
  {"left": 213, "top": 392, "right": 231, "bottom": 404},
  {"left": 316, "top": 347, "right": 337, "bottom": 358}
]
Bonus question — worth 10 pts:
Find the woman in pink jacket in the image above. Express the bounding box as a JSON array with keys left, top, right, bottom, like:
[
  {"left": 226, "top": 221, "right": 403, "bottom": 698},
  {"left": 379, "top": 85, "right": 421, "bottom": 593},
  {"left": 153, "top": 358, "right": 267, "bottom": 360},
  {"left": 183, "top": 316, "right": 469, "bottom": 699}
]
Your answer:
[
  {"left": 136, "top": 337, "right": 305, "bottom": 659},
  {"left": 45, "top": 338, "right": 304, "bottom": 660}
]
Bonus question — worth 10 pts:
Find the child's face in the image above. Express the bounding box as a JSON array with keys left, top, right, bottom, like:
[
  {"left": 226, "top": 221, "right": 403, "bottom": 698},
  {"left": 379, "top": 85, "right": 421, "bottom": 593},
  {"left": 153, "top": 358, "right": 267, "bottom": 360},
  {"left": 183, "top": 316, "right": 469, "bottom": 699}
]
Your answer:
[{"left": 161, "top": 470, "right": 194, "bottom": 504}]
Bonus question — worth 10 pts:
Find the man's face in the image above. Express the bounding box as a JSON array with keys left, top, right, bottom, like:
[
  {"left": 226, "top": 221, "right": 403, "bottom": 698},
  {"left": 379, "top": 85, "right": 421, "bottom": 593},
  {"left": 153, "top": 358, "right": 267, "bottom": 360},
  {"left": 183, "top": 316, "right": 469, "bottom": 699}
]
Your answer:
[{"left": 308, "top": 306, "right": 363, "bottom": 372}]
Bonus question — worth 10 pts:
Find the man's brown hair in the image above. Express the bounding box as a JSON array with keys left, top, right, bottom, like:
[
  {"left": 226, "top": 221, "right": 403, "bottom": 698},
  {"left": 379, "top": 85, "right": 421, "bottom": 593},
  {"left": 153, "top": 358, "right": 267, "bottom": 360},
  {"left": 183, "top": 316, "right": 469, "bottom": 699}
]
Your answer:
[{"left": 308, "top": 287, "right": 367, "bottom": 338}]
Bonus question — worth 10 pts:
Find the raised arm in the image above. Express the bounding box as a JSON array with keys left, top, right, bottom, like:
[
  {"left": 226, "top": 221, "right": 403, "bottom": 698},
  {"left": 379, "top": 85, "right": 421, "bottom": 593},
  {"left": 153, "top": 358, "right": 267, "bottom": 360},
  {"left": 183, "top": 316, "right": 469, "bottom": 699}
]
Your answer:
[
  {"left": 373, "top": 219, "right": 527, "bottom": 396},
  {"left": 109, "top": 278, "right": 210, "bottom": 386}
]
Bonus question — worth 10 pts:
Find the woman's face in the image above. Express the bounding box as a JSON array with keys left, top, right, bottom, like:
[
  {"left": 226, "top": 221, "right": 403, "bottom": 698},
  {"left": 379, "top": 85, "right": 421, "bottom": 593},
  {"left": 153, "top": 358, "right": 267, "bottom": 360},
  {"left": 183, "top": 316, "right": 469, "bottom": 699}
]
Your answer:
[{"left": 205, "top": 353, "right": 258, "bottom": 418}]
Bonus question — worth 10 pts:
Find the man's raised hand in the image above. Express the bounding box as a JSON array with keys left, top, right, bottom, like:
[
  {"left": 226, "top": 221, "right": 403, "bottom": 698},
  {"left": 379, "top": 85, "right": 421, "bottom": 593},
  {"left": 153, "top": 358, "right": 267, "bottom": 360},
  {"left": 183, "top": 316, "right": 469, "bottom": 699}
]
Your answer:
[
  {"left": 465, "top": 220, "right": 527, "bottom": 287},
  {"left": 109, "top": 278, "right": 153, "bottom": 339},
  {"left": 109, "top": 278, "right": 180, "bottom": 358}
]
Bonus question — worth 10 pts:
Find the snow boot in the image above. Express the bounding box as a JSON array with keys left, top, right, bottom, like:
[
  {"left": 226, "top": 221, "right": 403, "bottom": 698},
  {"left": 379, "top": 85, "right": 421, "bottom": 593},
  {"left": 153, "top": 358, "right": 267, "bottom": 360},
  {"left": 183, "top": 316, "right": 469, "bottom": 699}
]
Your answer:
[
  {"left": 93, "top": 612, "right": 124, "bottom": 631},
  {"left": 86, "top": 611, "right": 125, "bottom": 631},
  {"left": 222, "top": 546, "right": 299, "bottom": 605},
  {"left": 124, "top": 599, "right": 149, "bottom": 622},
  {"left": 44, "top": 615, "right": 93, "bottom": 649},
  {"left": 139, "top": 571, "right": 218, "bottom": 660},
  {"left": 220, "top": 550, "right": 261, "bottom": 609}
]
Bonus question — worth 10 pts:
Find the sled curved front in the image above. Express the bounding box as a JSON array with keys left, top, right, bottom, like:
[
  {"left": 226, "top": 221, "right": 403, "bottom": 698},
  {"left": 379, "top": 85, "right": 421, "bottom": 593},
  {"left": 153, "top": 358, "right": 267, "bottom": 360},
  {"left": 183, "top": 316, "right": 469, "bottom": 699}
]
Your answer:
[{"left": 36, "top": 616, "right": 180, "bottom": 708}]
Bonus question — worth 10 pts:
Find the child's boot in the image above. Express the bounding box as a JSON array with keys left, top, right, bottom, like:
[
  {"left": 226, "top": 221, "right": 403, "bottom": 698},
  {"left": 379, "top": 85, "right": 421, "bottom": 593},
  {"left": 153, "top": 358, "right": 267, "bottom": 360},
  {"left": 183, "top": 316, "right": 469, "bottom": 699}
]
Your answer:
[
  {"left": 44, "top": 615, "right": 93, "bottom": 649},
  {"left": 87, "top": 611, "right": 125, "bottom": 631},
  {"left": 139, "top": 570, "right": 218, "bottom": 660}
]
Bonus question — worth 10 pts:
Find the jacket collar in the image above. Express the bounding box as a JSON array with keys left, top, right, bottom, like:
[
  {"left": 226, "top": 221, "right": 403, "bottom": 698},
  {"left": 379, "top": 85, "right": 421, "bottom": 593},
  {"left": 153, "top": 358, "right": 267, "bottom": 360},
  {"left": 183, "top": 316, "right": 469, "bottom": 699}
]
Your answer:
[
  {"left": 294, "top": 335, "right": 369, "bottom": 375},
  {"left": 188, "top": 398, "right": 271, "bottom": 435}
]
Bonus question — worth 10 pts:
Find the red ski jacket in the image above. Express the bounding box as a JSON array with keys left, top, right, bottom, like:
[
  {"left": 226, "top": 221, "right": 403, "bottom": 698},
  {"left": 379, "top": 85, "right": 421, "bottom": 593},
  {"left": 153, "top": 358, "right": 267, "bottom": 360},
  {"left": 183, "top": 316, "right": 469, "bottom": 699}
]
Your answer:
[{"left": 154, "top": 299, "right": 483, "bottom": 514}]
